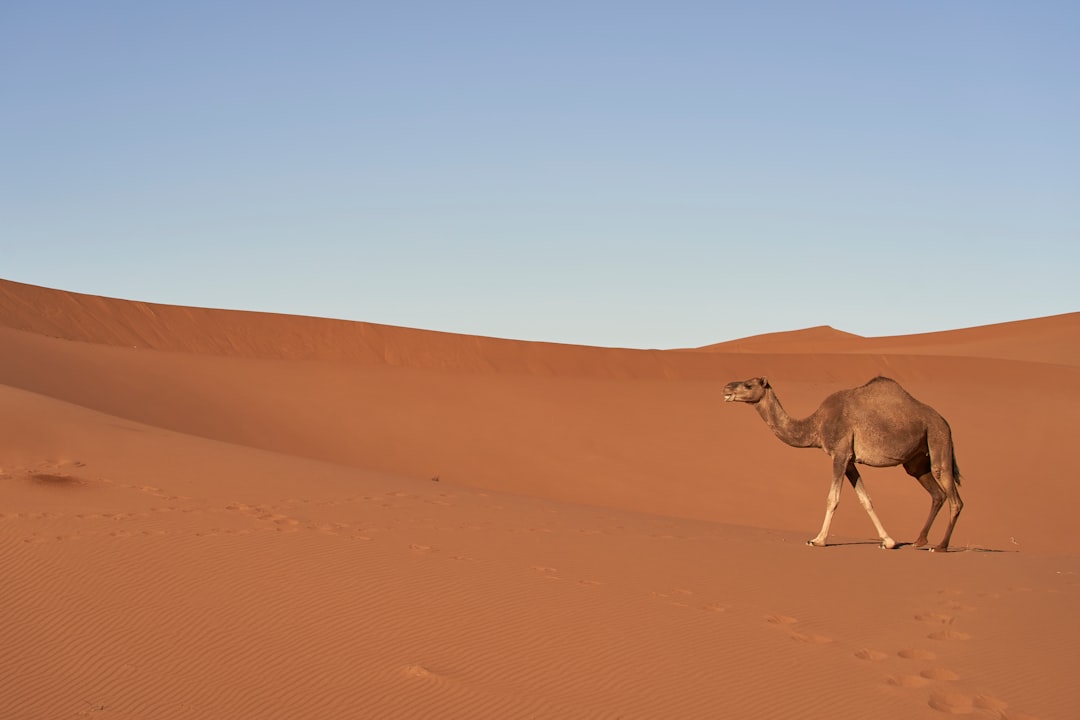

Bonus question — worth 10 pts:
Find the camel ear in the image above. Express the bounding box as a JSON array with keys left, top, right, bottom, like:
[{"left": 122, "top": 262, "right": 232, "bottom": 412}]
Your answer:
[{"left": 759, "top": 377, "right": 769, "bottom": 388}]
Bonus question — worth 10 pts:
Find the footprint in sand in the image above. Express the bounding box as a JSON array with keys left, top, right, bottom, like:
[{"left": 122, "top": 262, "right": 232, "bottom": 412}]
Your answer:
[
  {"left": 928, "top": 691, "right": 1009, "bottom": 715},
  {"left": 763, "top": 612, "right": 832, "bottom": 643},
  {"left": 854, "top": 649, "right": 889, "bottom": 661},
  {"left": 652, "top": 588, "right": 692, "bottom": 605},
  {"left": 940, "top": 600, "right": 977, "bottom": 612},
  {"left": 409, "top": 543, "right": 436, "bottom": 553},
  {"left": 920, "top": 667, "right": 961, "bottom": 681},
  {"left": 765, "top": 614, "right": 799, "bottom": 625},
  {"left": 790, "top": 632, "right": 833, "bottom": 644},
  {"left": 914, "top": 611, "right": 956, "bottom": 624},
  {"left": 271, "top": 515, "right": 301, "bottom": 530},
  {"left": 402, "top": 664, "right": 438, "bottom": 679},
  {"left": 897, "top": 648, "right": 937, "bottom": 660},
  {"left": 928, "top": 629, "right": 971, "bottom": 641},
  {"left": 311, "top": 522, "right": 348, "bottom": 535},
  {"left": 887, "top": 674, "right": 932, "bottom": 689}
]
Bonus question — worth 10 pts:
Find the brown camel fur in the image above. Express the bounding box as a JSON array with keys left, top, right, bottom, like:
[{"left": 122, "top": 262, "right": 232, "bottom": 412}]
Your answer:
[{"left": 722, "top": 376, "right": 963, "bottom": 551}]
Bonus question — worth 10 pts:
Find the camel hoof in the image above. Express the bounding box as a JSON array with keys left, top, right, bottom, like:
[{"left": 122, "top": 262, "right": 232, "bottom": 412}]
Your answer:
[
  {"left": 806, "top": 540, "right": 826, "bottom": 547},
  {"left": 881, "top": 538, "right": 897, "bottom": 550}
]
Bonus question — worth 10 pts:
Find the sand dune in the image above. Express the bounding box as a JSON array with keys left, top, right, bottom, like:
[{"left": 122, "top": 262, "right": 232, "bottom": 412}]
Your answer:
[
  {"left": 699, "top": 314, "right": 1080, "bottom": 366},
  {"left": 2, "top": 277, "right": 1077, "bottom": 719}
]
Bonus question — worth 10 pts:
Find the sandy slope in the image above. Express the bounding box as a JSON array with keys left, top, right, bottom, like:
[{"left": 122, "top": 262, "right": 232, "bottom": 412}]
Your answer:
[{"left": 1, "top": 278, "right": 1077, "bottom": 719}]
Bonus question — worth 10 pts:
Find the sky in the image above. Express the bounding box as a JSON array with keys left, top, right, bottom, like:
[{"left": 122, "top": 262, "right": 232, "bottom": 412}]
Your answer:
[{"left": 2, "top": 1, "right": 1077, "bottom": 349}]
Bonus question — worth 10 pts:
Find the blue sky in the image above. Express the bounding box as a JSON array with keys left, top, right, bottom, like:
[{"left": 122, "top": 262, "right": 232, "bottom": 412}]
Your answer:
[{"left": 3, "top": 1, "right": 1077, "bottom": 348}]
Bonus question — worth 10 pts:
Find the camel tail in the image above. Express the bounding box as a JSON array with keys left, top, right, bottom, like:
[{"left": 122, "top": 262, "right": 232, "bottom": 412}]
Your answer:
[{"left": 952, "top": 455, "right": 962, "bottom": 485}]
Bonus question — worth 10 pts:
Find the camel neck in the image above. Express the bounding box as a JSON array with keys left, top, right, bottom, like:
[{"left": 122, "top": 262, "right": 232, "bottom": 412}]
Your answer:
[{"left": 755, "top": 388, "right": 820, "bottom": 449}]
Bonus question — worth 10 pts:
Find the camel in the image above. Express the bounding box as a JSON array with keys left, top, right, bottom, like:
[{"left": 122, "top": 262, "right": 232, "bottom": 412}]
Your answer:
[{"left": 722, "top": 376, "right": 963, "bottom": 551}]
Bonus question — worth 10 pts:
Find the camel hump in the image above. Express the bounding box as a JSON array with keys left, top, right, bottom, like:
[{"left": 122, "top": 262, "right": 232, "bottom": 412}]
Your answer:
[
  {"left": 864, "top": 375, "right": 904, "bottom": 391},
  {"left": 861, "top": 376, "right": 933, "bottom": 409}
]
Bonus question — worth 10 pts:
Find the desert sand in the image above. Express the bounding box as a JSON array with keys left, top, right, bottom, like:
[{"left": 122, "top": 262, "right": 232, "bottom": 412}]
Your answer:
[{"left": 1, "top": 276, "right": 1077, "bottom": 719}]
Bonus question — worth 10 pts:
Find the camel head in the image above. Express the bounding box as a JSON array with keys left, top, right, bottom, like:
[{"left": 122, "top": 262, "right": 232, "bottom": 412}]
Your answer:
[{"left": 722, "top": 377, "right": 770, "bottom": 404}]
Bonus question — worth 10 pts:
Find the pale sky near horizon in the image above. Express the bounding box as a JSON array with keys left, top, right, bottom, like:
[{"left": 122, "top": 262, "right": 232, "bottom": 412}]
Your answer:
[{"left": 3, "top": 2, "right": 1077, "bottom": 349}]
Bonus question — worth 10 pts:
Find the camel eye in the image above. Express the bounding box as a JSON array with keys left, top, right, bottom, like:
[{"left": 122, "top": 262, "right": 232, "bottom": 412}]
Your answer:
[{"left": 743, "top": 383, "right": 751, "bottom": 389}]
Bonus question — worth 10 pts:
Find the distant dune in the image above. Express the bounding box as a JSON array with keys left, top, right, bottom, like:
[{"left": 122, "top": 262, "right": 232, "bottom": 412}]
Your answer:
[
  {"left": 698, "top": 314, "right": 1080, "bottom": 366},
  {"left": 2, "top": 277, "right": 1077, "bottom": 719},
  {"left": 696, "top": 324, "right": 866, "bottom": 351}
]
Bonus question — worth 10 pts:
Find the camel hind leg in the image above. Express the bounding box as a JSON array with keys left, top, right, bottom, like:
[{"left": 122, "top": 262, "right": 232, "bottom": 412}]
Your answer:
[
  {"left": 904, "top": 455, "right": 945, "bottom": 548},
  {"left": 931, "top": 466, "right": 963, "bottom": 552},
  {"left": 927, "top": 429, "right": 964, "bottom": 552}
]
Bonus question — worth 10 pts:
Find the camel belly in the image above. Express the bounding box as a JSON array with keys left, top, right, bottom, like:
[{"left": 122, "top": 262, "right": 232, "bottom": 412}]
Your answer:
[
  {"left": 852, "top": 436, "right": 922, "bottom": 467},
  {"left": 847, "top": 411, "right": 928, "bottom": 468},
  {"left": 853, "top": 453, "right": 908, "bottom": 468}
]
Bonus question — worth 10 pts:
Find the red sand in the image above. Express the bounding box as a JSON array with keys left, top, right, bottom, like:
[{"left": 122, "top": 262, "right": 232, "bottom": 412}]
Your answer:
[{"left": 2, "top": 277, "right": 1077, "bottom": 719}]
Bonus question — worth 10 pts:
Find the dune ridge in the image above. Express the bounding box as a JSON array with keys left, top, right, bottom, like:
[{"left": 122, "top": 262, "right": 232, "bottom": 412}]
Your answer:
[
  {"left": 8, "top": 278, "right": 1075, "bottom": 375},
  {"left": 2, "top": 278, "right": 1077, "bottom": 719},
  {"left": 698, "top": 312, "right": 1080, "bottom": 366},
  {"left": 0, "top": 278, "right": 678, "bottom": 377}
]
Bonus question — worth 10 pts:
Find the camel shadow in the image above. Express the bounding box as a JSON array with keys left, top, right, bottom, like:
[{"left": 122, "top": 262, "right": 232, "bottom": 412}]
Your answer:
[
  {"left": 821, "top": 540, "right": 1015, "bottom": 553},
  {"left": 911, "top": 544, "right": 1014, "bottom": 554},
  {"left": 819, "top": 539, "right": 885, "bottom": 548}
]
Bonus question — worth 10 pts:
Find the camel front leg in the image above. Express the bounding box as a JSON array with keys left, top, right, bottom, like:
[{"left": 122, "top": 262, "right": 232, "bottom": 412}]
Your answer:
[
  {"left": 807, "top": 458, "right": 847, "bottom": 547},
  {"left": 848, "top": 469, "right": 897, "bottom": 549}
]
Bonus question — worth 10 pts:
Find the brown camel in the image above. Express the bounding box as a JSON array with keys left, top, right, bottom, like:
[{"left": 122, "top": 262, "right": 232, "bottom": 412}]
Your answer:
[{"left": 722, "top": 376, "right": 963, "bottom": 551}]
